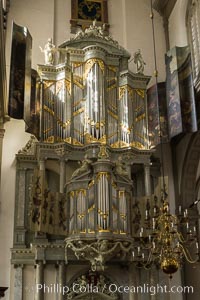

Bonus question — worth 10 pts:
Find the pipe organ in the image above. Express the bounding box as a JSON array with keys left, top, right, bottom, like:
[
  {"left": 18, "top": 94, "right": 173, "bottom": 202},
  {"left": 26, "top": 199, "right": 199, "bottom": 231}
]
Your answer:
[
  {"left": 12, "top": 23, "right": 155, "bottom": 280},
  {"left": 38, "top": 24, "right": 150, "bottom": 150},
  {"left": 66, "top": 159, "right": 132, "bottom": 238}
]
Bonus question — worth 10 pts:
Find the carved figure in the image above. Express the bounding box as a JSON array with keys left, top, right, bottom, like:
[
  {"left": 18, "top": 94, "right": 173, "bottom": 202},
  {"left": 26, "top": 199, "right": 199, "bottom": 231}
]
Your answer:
[
  {"left": 85, "top": 19, "right": 99, "bottom": 36},
  {"left": 40, "top": 38, "right": 56, "bottom": 65},
  {"left": 71, "top": 155, "right": 92, "bottom": 179},
  {"left": 91, "top": 254, "right": 104, "bottom": 271},
  {"left": 18, "top": 135, "right": 37, "bottom": 155},
  {"left": 97, "top": 275, "right": 106, "bottom": 290},
  {"left": 74, "top": 27, "right": 84, "bottom": 39},
  {"left": 78, "top": 275, "right": 87, "bottom": 287},
  {"left": 133, "top": 49, "right": 146, "bottom": 74},
  {"left": 98, "top": 145, "right": 109, "bottom": 159},
  {"left": 115, "top": 156, "right": 129, "bottom": 177}
]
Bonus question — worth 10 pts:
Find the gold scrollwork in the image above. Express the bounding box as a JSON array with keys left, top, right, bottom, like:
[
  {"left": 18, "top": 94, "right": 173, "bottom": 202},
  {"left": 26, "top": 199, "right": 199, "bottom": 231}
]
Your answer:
[
  {"left": 108, "top": 110, "right": 118, "bottom": 120},
  {"left": 88, "top": 180, "right": 95, "bottom": 189},
  {"left": 56, "top": 80, "right": 64, "bottom": 94},
  {"left": 96, "top": 172, "right": 110, "bottom": 181},
  {"left": 76, "top": 189, "right": 86, "bottom": 196},
  {"left": 112, "top": 181, "right": 117, "bottom": 189},
  {"left": 107, "top": 65, "right": 117, "bottom": 73},
  {"left": 46, "top": 98, "right": 54, "bottom": 105},
  {"left": 77, "top": 213, "right": 85, "bottom": 219},
  {"left": 85, "top": 133, "right": 98, "bottom": 144},
  {"left": 85, "top": 58, "right": 105, "bottom": 78},
  {"left": 65, "top": 119, "right": 71, "bottom": 127},
  {"left": 73, "top": 78, "right": 84, "bottom": 89},
  {"left": 65, "top": 79, "right": 71, "bottom": 94},
  {"left": 134, "top": 89, "right": 145, "bottom": 99},
  {"left": 88, "top": 204, "right": 95, "bottom": 213},
  {"left": 73, "top": 107, "right": 85, "bottom": 116},
  {"left": 135, "top": 113, "right": 145, "bottom": 122},
  {"left": 73, "top": 62, "right": 84, "bottom": 69},
  {"left": 69, "top": 191, "right": 75, "bottom": 197},
  {"left": 127, "top": 85, "right": 134, "bottom": 97},
  {"left": 99, "top": 134, "right": 106, "bottom": 144},
  {"left": 107, "top": 84, "right": 117, "bottom": 91},
  {"left": 135, "top": 104, "right": 144, "bottom": 112},
  {"left": 107, "top": 132, "right": 117, "bottom": 140},
  {"left": 43, "top": 80, "right": 56, "bottom": 89},
  {"left": 119, "top": 190, "right": 125, "bottom": 197},
  {"left": 110, "top": 140, "right": 129, "bottom": 148},
  {"left": 84, "top": 133, "right": 106, "bottom": 145},
  {"left": 119, "top": 86, "right": 126, "bottom": 99},
  {"left": 72, "top": 138, "right": 84, "bottom": 146},
  {"left": 130, "top": 141, "right": 145, "bottom": 149},
  {"left": 43, "top": 127, "right": 53, "bottom": 134},
  {"left": 119, "top": 85, "right": 134, "bottom": 99},
  {"left": 73, "top": 99, "right": 85, "bottom": 108},
  {"left": 64, "top": 137, "right": 72, "bottom": 144},
  {"left": 43, "top": 105, "right": 54, "bottom": 116}
]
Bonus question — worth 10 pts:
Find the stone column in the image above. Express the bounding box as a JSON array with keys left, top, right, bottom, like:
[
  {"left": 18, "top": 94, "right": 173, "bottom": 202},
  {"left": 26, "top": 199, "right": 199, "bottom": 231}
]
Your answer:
[
  {"left": 59, "top": 160, "right": 65, "bottom": 193},
  {"left": 35, "top": 261, "right": 44, "bottom": 300},
  {"left": 39, "top": 159, "right": 45, "bottom": 181},
  {"left": 129, "top": 262, "right": 139, "bottom": 300},
  {"left": 14, "top": 265, "right": 23, "bottom": 300},
  {"left": 163, "top": 16, "right": 170, "bottom": 52},
  {"left": 0, "top": 128, "right": 5, "bottom": 190},
  {"left": 144, "top": 163, "right": 151, "bottom": 196},
  {"left": 58, "top": 261, "right": 65, "bottom": 300}
]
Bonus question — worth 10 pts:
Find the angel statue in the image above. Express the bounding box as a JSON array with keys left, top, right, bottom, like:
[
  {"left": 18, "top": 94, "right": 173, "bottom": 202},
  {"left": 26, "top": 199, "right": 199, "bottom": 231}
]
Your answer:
[
  {"left": 71, "top": 154, "right": 92, "bottom": 179},
  {"left": 133, "top": 49, "right": 146, "bottom": 74},
  {"left": 115, "top": 156, "right": 129, "bottom": 178},
  {"left": 40, "top": 38, "right": 56, "bottom": 65}
]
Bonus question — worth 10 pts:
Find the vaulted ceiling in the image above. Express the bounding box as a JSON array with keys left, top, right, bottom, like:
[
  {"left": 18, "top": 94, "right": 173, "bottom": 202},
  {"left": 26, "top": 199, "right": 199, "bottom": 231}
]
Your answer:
[{"left": 153, "top": 0, "right": 177, "bottom": 18}]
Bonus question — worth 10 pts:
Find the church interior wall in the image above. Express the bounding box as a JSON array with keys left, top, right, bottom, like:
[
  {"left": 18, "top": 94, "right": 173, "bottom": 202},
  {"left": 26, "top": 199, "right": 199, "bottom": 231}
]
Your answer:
[
  {"left": 168, "top": 0, "right": 188, "bottom": 48},
  {"left": 0, "top": 119, "right": 30, "bottom": 293}
]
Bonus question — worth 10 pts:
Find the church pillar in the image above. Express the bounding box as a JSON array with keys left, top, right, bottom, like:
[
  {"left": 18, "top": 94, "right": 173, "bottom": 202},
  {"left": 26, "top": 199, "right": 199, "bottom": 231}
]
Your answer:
[
  {"left": 0, "top": 128, "right": 5, "bottom": 188},
  {"left": 144, "top": 163, "right": 151, "bottom": 196},
  {"left": 35, "top": 261, "right": 44, "bottom": 300},
  {"left": 13, "top": 265, "right": 23, "bottom": 300},
  {"left": 58, "top": 261, "right": 65, "bottom": 300},
  {"left": 59, "top": 159, "right": 65, "bottom": 193},
  {"left": 129, "top": 262, "right": 139, "bottom": 300},
  {"left": 39, "top": 159, "right": 45, "bottom": 178}
]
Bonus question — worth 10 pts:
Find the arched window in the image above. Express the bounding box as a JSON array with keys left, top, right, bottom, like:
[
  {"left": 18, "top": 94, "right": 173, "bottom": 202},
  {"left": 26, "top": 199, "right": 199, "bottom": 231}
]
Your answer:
[{"left": 187, "top": 0, "right": 200, "bottom": 90}]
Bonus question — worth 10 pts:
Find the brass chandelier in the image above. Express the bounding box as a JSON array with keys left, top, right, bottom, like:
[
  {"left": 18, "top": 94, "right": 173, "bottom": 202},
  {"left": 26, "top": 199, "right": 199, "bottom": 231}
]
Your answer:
[{"left": 132, "top": 194, "right": 199, "bottom": 278}]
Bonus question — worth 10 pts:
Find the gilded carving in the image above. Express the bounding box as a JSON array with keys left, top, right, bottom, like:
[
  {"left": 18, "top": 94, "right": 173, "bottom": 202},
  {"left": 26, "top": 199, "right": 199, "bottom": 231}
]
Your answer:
[
  {"left": 65, "top": 79, "right": 71, "bottom": 94},
  {"left": 135, "top": 88, "right": 145, "bottom": 98},
  {"left": 85, "top": 58, "right": 104, "bottom": 78},
  {"left": 18, "top": 135, "right": 38, "bottom": 155}
]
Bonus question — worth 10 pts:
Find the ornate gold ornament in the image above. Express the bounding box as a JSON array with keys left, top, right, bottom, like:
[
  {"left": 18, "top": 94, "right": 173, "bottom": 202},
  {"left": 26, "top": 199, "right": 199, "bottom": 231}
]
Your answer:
[{"left": 85, "top": 58, "right": 104, "bottom": 78}]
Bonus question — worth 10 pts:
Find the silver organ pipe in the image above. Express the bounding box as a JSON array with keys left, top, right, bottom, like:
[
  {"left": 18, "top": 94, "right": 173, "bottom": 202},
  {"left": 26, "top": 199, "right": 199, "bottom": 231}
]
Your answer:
[
  {"left": 38, "top": 42, "right": 150, "bottom": 149},
  {"left": 97, "top": 173, "right": 109, "bottom": 231},
  {"left": 119, "top": 190, "right": 127, "bottom": 233},
  {"left": 77, "top": 190, "right": 86, "bottom": 232},
  {"left": 69, "top": 192, "right": 74, "bottom": 233}
]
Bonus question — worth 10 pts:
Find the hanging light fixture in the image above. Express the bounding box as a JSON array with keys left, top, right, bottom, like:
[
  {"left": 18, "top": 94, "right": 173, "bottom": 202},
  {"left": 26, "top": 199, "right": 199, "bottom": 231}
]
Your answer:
[
  {"left": 132, "top": 194, "right": 199, "bottom": 278},
  {"left": 131, "top": 0, "right": 200, "bottom": 279}
]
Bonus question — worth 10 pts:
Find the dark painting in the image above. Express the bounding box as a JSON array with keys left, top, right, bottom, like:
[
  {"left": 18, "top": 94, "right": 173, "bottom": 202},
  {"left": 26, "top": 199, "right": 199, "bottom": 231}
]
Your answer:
[
  {"left": 147, "top": 82, "right": 168, "bottom": 148},
  {"left": 8, "top": 22, "right": 32, "bottom": 121},
  {"left": 166, "top": 46, "right": 197, "bottom": 139}
]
